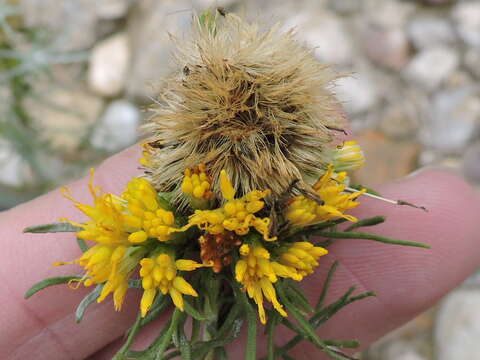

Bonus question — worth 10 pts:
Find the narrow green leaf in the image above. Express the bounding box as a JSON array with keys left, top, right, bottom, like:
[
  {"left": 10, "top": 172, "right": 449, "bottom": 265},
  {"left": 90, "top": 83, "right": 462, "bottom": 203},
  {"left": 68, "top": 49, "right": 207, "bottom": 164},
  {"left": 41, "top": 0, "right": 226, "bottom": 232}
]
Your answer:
[
  {"left": 76, "top": 238, "right": 89, "bottom": 252},
  {"left": 114, "top": 312, "right": 143, "bottom": 359},
  {"left": 315, "top": 231, "right": 430, "bottom": 248},
  {"left": 76, "top": 284, "right": 103, "bottom": 323},
  {"left": 266, "top": 311, "right": 280, "bottom": 360},
  {"left": 345, "top": 216, "right": 386, "bottom": 232},
  {"left": 176, "top": 328, "right": 192, "bottom": 360},
  {"left": 215, "top": 303, "right": 241, "bottom": 339},
  {"left": 316, "top": 261, "right": 339, "bottom": 311},
  {"left": 232, "top": 281, "right": 257, "bottom": 360},
  {"left": 183, "top": 298, "right": 209, "bottom": 321},
  {"left": 285, "top": 280, "right": 313, "bottom": 313},
  {"left": 323, "top": 339, "right": 360, "bottom": 348},
  {"left": 128, "top": 279, "right": 142, "bottom": 289},
  {"left": 23, "top": 222, "right": 82, "bottom": 233},
  {"left": 155, "top": 309, "right": 181, "bottom": 360},
  {"left": 215, "top": 347, "right": 228, "bottom": 360},
  {"left": 25, "top": 275, "right": 82, "bottom": 299},
  {"left": 349, "top": 184, "right": 382, "bottom": 196}
]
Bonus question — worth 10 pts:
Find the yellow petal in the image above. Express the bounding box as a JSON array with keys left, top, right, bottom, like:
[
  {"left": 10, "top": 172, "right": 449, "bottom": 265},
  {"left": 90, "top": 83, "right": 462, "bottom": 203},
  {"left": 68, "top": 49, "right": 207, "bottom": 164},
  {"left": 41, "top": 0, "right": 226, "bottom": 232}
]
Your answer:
[
  {"left": 169, "top": 287, "right": 185, "bottom": 311},
  {"left": 173, "top": 276, "right": 198, "bottom": 296},
  {"left": 140, "top": 288, "right": 157, "bottom": 317},
  {"left": 128, "top": 231, "right": 148, "bottom": 243},
  {"left": 220, "top": 169, "right": 235, "bottom": 200}
]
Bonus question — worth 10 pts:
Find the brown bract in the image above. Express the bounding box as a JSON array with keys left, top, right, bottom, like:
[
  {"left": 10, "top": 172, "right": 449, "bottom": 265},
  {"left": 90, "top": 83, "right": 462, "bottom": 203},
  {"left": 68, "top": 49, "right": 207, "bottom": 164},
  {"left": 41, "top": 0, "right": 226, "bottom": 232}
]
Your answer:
[{"left": 143, "top": 13, "right": 345, "bottom": 200}]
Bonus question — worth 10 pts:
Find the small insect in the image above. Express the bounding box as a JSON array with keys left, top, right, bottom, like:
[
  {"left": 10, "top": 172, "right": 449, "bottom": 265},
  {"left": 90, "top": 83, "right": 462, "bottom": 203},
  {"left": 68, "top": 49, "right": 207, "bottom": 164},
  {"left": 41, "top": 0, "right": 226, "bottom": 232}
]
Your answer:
[{"left": 217, "top": 7, "right": 227, "bottom": 16}]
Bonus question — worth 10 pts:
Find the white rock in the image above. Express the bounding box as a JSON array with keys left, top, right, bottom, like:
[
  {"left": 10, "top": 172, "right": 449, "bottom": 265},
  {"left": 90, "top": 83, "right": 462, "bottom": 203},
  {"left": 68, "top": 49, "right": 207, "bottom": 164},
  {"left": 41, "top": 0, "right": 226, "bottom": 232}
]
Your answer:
[
  {"left": 328, "top": 0, "right": 361, "bottom": 14},
  {"left": 419, "top": 87, "right": 480, "bottom": 153},
  {"left": 335, "top": 75, "right": 379, "bottom": 115},
  {"left": 95, "top": 0, "right": 131, "bottom": 19},
  {"left": 193, "top": 0, "right": 237, "bottom": 8},
  {"left": 21, "top": 0, "right": 97, "bottom": 51},
  {"left": 127, "top": 0, "right": 191, "bottom": 99},
  {"left": 435, "top": 289, "right": 480, "bottom": 360},
  {"left": 462, "top": 143, "right": 480, "bottom": 184},
  {"left": 452, "top": 2, "right": 480, "bottom": 48},
  {"left": 384, "top": 341, "right": 427, "bottom": 360},
  {"left": 363, "top": 25, "right": 410, "bottom": 70},
  {"left": 465, "top": 49, "right": 480, "bottom": 79},
  {"left": 88, "top": 33, "right": 130, "bottom": 97},
  {"left": 0, "top": 140, "right": 29, "bottom": 187},
  {"left": 301, "top": 14, "right": 354, "bottom": 65},
  {"left": 404, "top": 47, "right": 459, "bottom": 91},
  {"left": 91, "top": 100, "right": 141, "bottom": 152},
  {"left": 24, "top": 83, "right": 103, "bottom": 151},
  {"left": 407, "top": 15, "right": 456, "bottom": 50}
]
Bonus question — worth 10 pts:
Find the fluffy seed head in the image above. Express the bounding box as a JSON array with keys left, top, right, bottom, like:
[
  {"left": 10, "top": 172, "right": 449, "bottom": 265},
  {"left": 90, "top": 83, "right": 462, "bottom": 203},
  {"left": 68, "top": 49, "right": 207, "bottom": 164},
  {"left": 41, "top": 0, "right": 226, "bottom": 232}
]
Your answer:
[{"left": 143, "top": 13, "right": 345, "bottom": 199}]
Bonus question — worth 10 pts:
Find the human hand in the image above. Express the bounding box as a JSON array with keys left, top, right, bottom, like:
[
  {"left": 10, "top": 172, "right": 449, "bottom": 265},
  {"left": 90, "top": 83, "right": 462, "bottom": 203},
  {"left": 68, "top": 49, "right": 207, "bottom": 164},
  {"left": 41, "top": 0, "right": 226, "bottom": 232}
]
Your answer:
[{"left": 1, "top": 146, "right": 479, "bottom": 360}]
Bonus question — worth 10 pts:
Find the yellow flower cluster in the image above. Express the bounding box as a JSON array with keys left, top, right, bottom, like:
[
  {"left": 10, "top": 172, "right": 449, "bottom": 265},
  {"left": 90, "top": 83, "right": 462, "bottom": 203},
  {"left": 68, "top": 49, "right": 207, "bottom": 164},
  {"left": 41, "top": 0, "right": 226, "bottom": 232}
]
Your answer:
[
  {"left": 285, "top": 166, "right": 365, "bottom": 226},
  {"left": 60, "top": 172, "right": 186, "bottom": 314},
  {"left": 139, "top": 253, "right": 204, "bottom": 316},
  {"left": 235, "top": 244, "right": 288, "bottom": 324},
  {"left": 333, "top": 140, "right": 365, "bottom": 172},
  {"left": 185, "top": 170, "right": 276, "bottom": 241},
  {"left": 278, "top": 242, "right": 328, "bottom": 280},
  {"left": 235, "top": 242, "right": 328, "bottom": 323},
  {"left": 122, "top": 178, "right": 178, "bottom": 242},
  {"left": 181, "top": 163, "right": 213, "bottom": 200},
  {"left": 57, "top": 149, "right": 365, "bottom": 323}
]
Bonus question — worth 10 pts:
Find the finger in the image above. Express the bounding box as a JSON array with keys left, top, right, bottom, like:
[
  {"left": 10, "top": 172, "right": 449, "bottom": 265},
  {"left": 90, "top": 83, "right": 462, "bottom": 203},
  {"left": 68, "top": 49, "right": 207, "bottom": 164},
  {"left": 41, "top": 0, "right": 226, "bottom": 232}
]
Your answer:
[
  {"left": 90, "top": 169, "right": 480, "bottom": 360},
  {"left": 1, "top": 146, "right": 145, "bottom": 360},
  {"left": 274, "top": 169, "right": 480, "bottom": 359}
]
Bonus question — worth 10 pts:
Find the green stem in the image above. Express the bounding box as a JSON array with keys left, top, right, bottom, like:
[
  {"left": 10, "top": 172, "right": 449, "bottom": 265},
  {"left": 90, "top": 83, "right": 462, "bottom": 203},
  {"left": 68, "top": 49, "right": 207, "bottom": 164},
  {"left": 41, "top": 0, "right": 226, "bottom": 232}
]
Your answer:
[
  {"left": 266, "top": 312, "right": 279, "bottom": 360},
  {"left": 114, "top": 312, "right": 142, "bottom": 358},
  {"left": 232, "top": 282, "right": 257, "bottom": 360},
  {"left": 155, "top": 309, "right": 182, "bottom": 360},
  {"left": 316, "top": 261, "right": 339, "bottom": 311},
  {"left": 315, "top": 231, "right": 430, "bottom": 248}
]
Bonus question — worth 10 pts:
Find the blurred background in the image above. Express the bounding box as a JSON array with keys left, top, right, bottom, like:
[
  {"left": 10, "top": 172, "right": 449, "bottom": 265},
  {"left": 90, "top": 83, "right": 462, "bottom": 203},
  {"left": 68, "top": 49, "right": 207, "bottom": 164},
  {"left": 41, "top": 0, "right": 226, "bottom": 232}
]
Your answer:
[{"left": 1, "top": 0, "right": 479, "bottom": 359}]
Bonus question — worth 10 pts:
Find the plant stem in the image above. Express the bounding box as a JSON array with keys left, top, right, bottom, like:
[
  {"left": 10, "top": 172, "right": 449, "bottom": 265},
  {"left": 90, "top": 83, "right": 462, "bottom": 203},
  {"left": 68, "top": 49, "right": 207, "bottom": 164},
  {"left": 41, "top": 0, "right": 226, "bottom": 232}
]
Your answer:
[
  {"left": 155, "top": 309, "right": 181, "bottom": 360},
  {"left": 114, "top": 312, "right": 142, "bottom": 358}
]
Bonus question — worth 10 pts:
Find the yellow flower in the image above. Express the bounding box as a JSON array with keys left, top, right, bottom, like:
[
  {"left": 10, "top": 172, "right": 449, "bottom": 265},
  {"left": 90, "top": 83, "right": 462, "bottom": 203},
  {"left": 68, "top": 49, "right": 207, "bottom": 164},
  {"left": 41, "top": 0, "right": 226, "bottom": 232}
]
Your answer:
[
  {"left": 235, "top": 244, "right": 289, "bottom": 324},
  {"left": 277, "top": 242, "right": 328, "bottom": 280},
  {"left": 181, "top": 163, "right": 213, "bottom": 200},
  {"left": 333, "top": 140, "right": 365, "bottom": 172},
  {"left": 186, "top": 170, "right": 276, "bottom": 241},
  {"left": 61, "top": 169, "right": 130, "bottom": 246},
  {"left": 139, "top": 143, "right": 153, "bottom": 167},
  {"left": 139, "top": 253, "right": 204, "bottom": 317},
  {"left": 122, "top": 178, "right": 178, "bottom": 242},
  {"left": 286, "top": 165, "right": 365, "bottom": 226}
]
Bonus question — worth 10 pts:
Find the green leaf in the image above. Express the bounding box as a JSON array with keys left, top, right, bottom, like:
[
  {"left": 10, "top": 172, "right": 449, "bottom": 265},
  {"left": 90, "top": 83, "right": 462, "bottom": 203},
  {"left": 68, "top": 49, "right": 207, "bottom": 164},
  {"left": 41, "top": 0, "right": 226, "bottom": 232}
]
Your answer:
[
  {"left": 344, "top": 216, "right": 386, "bottom": 232},
  {"left": 315, "top": 231, "right": 430, "bottom": 248},
  {"left": 128, "top": 279, "right": 142, "bottom": 289},
  {"left": 232, "top": 281, "right": 257, "bottom": 360},
  {"left": 76, "top": 284, "right": 103, "bottom": 323},
  {"left": 25, "top": 275, "right": 82, "bottom": 299},
  {"left": 316, "top": 261, "right": 339, "bottom": 311},
  {"left": 23, "top": 222, "right": 82, "bottom": 233},
  {"left": 349, "top": 184, "right": 381, "bottom": 196},
  {"left": 184, "top": 298, "right": 210, "bottom": 321},
  {"left": 285, "top": 280, "right": 313, "bottom": 313},
  {"left": 76, "top": 238, "right": 89, "bottom": 252}
]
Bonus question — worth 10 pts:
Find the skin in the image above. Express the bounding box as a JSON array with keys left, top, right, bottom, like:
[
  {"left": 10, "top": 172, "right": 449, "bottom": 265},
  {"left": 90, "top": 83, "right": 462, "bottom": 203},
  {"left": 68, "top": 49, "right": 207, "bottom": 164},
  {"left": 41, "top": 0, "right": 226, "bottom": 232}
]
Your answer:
[{"left": 1, "top": 146, "right": 479, "bottom": 360}]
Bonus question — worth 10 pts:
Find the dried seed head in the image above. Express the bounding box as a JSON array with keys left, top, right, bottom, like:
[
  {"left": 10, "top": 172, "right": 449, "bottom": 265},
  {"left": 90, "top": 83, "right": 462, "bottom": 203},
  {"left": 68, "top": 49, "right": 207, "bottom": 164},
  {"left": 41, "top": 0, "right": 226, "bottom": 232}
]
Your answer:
[{"left": 143, "top": 13, "right": 345, "bottom": 200}]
